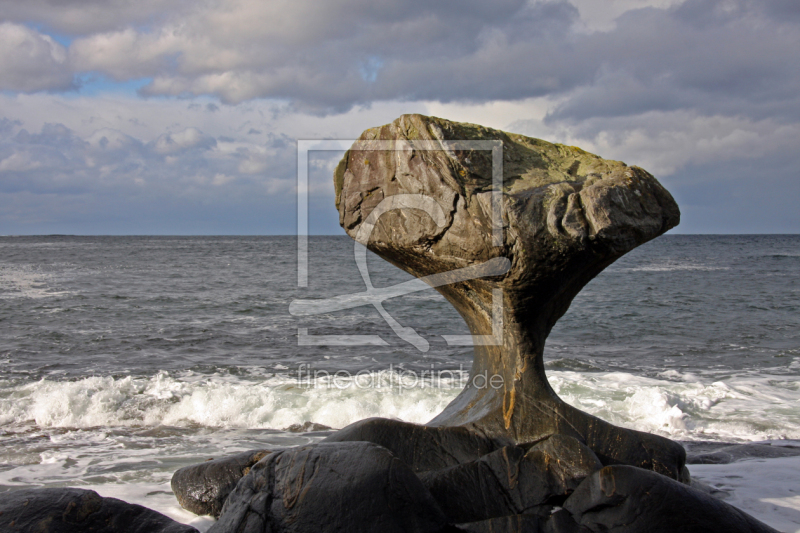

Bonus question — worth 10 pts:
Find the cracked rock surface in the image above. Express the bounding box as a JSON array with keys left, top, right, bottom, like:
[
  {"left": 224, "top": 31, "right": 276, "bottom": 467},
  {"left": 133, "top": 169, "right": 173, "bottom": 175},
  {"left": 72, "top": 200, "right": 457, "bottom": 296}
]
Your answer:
[{"left": 419, "top": 434, "right": 602, "bottom": 523}]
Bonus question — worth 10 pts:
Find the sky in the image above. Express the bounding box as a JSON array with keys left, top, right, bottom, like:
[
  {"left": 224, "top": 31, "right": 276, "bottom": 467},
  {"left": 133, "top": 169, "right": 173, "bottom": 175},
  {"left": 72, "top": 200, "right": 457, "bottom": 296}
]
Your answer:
[{"left": 1, "top": 0, "right": 799, "bottom": 235}]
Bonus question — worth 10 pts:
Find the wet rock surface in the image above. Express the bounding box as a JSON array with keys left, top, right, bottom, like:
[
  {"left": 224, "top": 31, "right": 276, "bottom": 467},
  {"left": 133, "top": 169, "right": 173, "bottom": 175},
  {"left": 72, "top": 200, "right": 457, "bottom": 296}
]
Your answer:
[
  {"left": 207, "top": 441, "right": 448, "bottom": 533},
  {"left": 0, "top": 487, "right": 197, "bottom": 533},
  {"left": 419, "top": 435, "right": 601, "bottom": 523},
  {"left": 457, "top": 510, "right": 591, "bottom": 533},
  {"left": 562, "top": 465, "right": 781, "bottom": 533},
  {"left": 322, "top": 417, "right": 509, "bottom": 472},
  {"left": 172, "top": 449, "right": 273, "bottom": 518}
]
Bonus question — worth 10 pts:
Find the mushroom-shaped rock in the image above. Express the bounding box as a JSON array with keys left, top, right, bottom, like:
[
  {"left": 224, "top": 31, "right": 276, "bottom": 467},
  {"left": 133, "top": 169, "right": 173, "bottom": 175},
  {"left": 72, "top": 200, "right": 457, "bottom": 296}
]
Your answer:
[{"left": 334, "top": 114, "right": 685, "bottom": 479}]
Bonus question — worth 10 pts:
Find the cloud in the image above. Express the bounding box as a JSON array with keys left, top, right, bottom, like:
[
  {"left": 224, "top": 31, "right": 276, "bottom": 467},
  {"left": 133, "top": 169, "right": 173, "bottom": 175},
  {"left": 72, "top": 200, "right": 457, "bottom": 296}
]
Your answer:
[
  {"left": 0, "top": 0, "right": 184, "bottom": 34},
  {"left": 0, "top": 94, "right": 317, "bottom": 233},
  {"left": 510, "top": 110, "right": 800, "bottom": 176},
  {"left": 0, "top": 23, "right": 74, "bottom": 92},
  {"left": 2, "top": 1, "right": 800, "bottom": 233},
  {"left": 151, "top": 127, "right": 216, "bottom": 155},
  {"left": 5, "top": 0, "right": 800, "bottom": 122}
]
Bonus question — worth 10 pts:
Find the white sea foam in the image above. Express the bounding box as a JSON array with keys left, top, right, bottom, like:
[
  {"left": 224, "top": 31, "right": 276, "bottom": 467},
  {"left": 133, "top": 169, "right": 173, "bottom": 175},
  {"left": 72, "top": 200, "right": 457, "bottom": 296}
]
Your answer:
[
  {"left": 2, "top": 368, "right": 799, "bottom": 442},
  {"left": 0, "top": 370, "right": 463, "bottom": 431},
  {"left": 2, "top": 368, "right": 799, "bottom": 532},
  {"left": 550, "top": 370, "right": 800, "bottom": 442}
]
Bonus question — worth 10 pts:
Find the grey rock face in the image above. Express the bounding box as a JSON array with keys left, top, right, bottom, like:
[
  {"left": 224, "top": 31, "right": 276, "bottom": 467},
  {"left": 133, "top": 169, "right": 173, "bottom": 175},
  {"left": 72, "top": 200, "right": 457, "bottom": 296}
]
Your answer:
[
  {"left": 0, "top": 487, "right": 197, "bottom": 533},
  {"left": 172, "top": 449, "right": 273, "bottom": 518},
  {"left": 208, "top": 442, "right": 448, "bottom": 533},
  {"left": 335, "top": 114, "right": 685, "bottom": 479}
]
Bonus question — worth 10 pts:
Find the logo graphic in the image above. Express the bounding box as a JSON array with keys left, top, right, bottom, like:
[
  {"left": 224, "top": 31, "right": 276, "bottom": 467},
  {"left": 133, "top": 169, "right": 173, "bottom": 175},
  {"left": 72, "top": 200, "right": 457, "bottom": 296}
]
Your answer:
[{"left": 291, "top": 139, "right": 506, "bottom": 352}]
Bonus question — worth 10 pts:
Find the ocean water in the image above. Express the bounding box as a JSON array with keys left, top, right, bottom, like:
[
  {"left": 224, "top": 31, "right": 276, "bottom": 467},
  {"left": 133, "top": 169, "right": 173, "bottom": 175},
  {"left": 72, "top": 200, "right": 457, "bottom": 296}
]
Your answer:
[{"left": 1, "top": 235, "right": 799, "bottom": 531}]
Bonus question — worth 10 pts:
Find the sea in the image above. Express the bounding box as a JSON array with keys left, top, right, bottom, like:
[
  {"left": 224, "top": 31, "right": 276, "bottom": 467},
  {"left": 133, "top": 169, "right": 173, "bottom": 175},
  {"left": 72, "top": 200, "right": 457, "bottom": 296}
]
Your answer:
[{"left": 1, "top": 235, "right": 799, "bottom": 531}]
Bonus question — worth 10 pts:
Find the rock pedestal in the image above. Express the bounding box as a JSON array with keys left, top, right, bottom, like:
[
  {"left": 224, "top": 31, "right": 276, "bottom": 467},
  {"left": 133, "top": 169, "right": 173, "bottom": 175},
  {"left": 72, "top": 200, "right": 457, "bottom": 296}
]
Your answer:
[{"left": 334, "top": 114, "right": 684, "bottom": 478}]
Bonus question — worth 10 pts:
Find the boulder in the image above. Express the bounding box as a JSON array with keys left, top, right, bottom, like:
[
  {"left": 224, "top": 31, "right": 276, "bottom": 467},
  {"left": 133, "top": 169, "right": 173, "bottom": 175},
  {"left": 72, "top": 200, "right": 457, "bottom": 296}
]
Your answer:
[
  {"left": 209, "top": 441, "right": 448, "bottom": 533},
  {"left": 524, "top": 434, "right": 605, "bottom": 497},
  {"left": 333, "top": 114, "right": 685, "bottom": 479},
  {"left": 172, "top": 449, "right": 273, "bottom": 518},
  {"left": 0, "top": 487, "right": 197, "bottom": 533},
  {"left": 562, "top": 465, "right": 780, "bottom": 533},
  {"left": 323, "top": 417, "right": 509, "bottom": 472},
  {"left": 419, "top": 435, "right": 602, "bottom": 523}
]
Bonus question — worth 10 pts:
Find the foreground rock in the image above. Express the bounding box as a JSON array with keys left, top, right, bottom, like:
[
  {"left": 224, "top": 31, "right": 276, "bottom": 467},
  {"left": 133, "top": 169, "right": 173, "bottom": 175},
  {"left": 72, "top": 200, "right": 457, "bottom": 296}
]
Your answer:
[
  {"left": 208, "top": 442, "right": 448, "bottom": 533},
  {"left": 457, "top": 510, "right": 590, "bottom": 533},
  {"left": 323, "top": 417, "right": 509, "bottom": 472},
  {"left": 0, "top": 487, "right": 197, "bottom": 533},
  {"left": 420, "top": 435, "right": 602, "bottom": 523},
  {"left": 172, "top": 449, "right": 273, "bottom": 518},
  {"left": 562, "top": 465, "right": 780, "bottom": 533},
  {"left": 333, "top": 114, "right": 685, "bottom": 478}
]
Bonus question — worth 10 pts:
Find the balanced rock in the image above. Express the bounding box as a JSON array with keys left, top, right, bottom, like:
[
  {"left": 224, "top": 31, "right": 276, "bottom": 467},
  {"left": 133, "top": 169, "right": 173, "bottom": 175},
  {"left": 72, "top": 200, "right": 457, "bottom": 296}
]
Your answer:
[
  {"left": 0, "top": 487, "right": 197, "bottom": 533},
  {"left": 334, "top": 113, "right": 685, "bottom": 479},
  {"left": 172, "top": 449, "right": 273, "bottom": 518},
  {"left": 562, "top": 465, "right": 780, "bottom": 533},
  {"left": 209, "top": 441, "right": 448, "bottom": 533}
]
